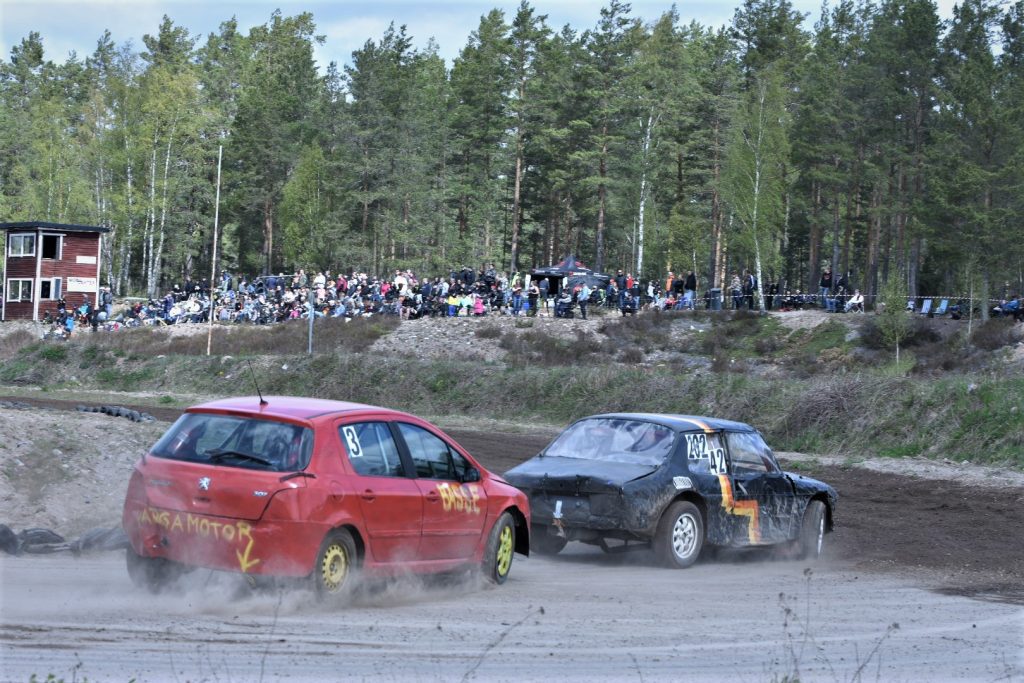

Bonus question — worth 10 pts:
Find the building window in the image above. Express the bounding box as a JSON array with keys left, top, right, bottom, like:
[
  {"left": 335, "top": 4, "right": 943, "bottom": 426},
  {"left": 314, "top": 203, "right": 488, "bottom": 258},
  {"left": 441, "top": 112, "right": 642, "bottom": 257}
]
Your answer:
[
  {"left": 8, "top": 233, "right": 35, "bottom": 258},
  {"left": 41, "top": 234, "right": 62, "bottom": 260},
  {"left": 40, "top": 278, "right": 62, "bottom": 300},
  {"left": 6, "top": 279, "right": 33, "bottom": 302}
]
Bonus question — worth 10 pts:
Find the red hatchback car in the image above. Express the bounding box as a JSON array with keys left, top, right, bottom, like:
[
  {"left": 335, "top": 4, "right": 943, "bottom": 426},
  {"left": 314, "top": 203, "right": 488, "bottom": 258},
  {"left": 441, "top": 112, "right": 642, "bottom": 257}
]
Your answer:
[{"left": 122, "top": 396, "right": 530, "bottom": 595}]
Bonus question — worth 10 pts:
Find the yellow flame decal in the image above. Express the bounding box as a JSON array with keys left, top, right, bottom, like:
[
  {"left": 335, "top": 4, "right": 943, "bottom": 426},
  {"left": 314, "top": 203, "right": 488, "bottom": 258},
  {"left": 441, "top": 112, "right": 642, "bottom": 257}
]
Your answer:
[{"left": 717, "top": 475, "right": 761, "bottom": 544}]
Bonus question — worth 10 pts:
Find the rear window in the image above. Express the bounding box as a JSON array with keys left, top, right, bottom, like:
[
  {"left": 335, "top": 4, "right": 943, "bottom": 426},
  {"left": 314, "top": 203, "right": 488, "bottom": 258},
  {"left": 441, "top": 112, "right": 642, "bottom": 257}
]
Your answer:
[
  {"left": 544, "top": 418, "right": 676, "bottom": 466},
  {"left": 151, "top": 413, "right": 314, "bottom": 472}
]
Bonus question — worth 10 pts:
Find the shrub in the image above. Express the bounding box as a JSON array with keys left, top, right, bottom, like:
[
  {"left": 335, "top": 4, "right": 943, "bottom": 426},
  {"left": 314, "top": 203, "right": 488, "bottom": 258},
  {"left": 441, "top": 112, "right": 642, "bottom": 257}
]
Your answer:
[
  {"left": 0, "top": 330, "right": 36, "bottom": 359},
  {"left": 970, "top": 318, "right": 1017, "bottom": 351},
  {"left": 619, "top": 347, "right": 644, "bottom": 364},
  {"left": 38, "top": 345, "right": 67, "bottom": 362},
  {"left": 753, "top": 336, "right": 781, "bottom": 355},
  {"left": 475, "top": 325, "right": 502, "bottom": 339}
]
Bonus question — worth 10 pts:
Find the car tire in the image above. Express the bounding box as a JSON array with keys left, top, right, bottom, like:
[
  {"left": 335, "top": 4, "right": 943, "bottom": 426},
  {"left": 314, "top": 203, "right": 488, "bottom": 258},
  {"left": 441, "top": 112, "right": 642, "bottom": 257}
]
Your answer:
[
  {"left": 654, "top": 501, "right": 704, "bottom": 569},
  {"left": 798, "top": 500, "right": 826, "bottom": 560},
  {"left": 125, "top": 548, "right": 180, "bottom": 593},
  {"left": 482, "top": 512, "right": 516, "bottom": 584},
  {"left": 530, "top": 527, "right": 567, "bottom": 556},
  {"left": 313, "top": 529, "right": 358, "bottom": 598}
]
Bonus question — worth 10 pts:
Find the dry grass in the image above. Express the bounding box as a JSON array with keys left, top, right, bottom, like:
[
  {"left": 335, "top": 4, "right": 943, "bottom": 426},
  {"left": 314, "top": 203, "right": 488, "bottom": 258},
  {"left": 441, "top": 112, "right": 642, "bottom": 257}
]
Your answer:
[
  {"left": 0, "top": 329, "right": 36, "bottom": 359},
  {"left": 82, "top": 317, "right": 399, "bottom": 357},
  {"left": 970, "top": 318, "right": 1019, "bottom": 351}
]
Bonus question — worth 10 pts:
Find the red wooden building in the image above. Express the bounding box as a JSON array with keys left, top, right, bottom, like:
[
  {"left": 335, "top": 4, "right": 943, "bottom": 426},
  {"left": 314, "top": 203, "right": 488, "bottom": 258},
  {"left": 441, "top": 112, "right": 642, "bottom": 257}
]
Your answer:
[{"left": 2, "top": 221, "right": 110, "bottom": 321}]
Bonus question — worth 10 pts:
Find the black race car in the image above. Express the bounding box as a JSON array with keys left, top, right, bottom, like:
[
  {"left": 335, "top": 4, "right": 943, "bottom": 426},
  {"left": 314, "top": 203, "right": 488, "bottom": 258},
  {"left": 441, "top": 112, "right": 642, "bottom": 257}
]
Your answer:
[{"left": 504, "top": 413, "right": 836, "bottom": 568}]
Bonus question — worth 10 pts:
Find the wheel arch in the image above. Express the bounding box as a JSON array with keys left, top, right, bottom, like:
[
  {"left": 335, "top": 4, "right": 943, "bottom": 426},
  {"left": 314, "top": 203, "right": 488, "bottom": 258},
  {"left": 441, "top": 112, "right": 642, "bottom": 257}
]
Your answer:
[
  {"left": 812, "top": 493, "right": 834, "bottom": 533},
  {"left": 503, "top": 505, "right": 530, "bottom": 557},
  {"left": 668, "top": 492, "right": 708, "bottom": 538},
  {"left": 322, "top": 523, "right": 365, "bottom": 568}
]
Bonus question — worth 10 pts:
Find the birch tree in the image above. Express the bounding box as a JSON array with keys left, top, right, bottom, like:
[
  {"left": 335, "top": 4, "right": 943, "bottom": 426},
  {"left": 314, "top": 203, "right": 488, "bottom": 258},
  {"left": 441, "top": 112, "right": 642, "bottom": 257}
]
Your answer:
[{"left": 723, "top": 71, "right": 788, "bottom": 313}]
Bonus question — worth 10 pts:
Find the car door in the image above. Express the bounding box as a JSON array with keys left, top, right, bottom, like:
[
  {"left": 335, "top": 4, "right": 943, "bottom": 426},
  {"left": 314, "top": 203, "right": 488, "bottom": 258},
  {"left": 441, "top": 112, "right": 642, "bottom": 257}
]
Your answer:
[
  {"left": 336, "top": 420, "right": 423, "bottom": 564},
  {"left": 724, "top": 431, "right": 796, "bottom": 545},
  {"left": 395, "top": 422, "right": 488, "bottom": 561},
  {"left": 681, "top": 430, "right": 735, "bottom": 545}
]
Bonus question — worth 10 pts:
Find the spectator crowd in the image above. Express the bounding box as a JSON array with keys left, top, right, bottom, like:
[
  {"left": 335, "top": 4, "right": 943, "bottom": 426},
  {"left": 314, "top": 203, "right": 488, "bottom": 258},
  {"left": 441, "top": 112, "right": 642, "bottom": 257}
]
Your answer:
[{"left": 37, "top": 261, "right": 1023, "bottom": 339}]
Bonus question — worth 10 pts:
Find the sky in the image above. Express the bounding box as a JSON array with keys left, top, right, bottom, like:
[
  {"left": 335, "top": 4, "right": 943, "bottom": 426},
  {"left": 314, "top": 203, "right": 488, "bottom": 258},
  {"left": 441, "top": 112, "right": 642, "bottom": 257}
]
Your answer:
[{"left": 1, "top": 0, "right": 960, "bottom": 71}]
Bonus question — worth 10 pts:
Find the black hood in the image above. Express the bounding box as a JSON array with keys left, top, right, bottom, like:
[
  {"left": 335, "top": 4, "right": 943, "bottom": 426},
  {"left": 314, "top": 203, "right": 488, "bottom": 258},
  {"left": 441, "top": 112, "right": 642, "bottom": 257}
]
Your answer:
[{"left": 504, "top": 456, "right": 658, "bottom": 494}]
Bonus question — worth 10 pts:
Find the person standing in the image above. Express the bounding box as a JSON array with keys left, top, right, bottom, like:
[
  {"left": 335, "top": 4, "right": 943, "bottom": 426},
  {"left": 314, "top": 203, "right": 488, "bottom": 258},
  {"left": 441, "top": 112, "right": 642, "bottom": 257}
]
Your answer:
[
  {"left": 730, "top": 272, "right": 743, "bottom": 309},
  {"left": 743, "top": 270, "right": 757, "bottom": 310},
  {"left": 578, "top": 282, "right": 591, "bottom": 320},
  {"left": 819, "top": 268, "right": 833, "bottom": 308},
  {"left": 683, "top": 270, "right": 697, "bottom": 310},
  {"left": 538, "top": 278, "right": 549, "bottom": 314},
  {"left": 511, "top": 281, "right": 524, "bottom": 316},
  {"left": 615, "top": 269, "right": 627, "bottom": 311}
]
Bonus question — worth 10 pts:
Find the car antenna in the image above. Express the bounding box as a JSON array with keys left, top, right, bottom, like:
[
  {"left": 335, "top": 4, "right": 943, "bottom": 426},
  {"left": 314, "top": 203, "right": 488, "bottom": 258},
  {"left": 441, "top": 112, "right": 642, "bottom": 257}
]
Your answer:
[{"left": 247, "top": 360, "right": 268, "bottom": 406}]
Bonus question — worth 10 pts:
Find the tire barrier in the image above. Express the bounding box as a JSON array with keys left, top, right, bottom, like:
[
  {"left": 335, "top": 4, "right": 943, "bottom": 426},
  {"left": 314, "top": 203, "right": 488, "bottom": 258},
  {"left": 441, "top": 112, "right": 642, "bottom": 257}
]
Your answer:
[
  {"left": 0, "top": 401, "right": 35, "bottom": 410},
  {"left": 75, "top": 404, "right": 157, "bottom": 423},
  {"left": 0, "top": 524, "right": 128, "bottom": 556}
]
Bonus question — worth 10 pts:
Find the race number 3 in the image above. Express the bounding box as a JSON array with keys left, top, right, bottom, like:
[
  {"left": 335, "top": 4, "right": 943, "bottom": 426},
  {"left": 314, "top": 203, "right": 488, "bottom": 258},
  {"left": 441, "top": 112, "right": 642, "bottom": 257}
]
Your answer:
[{"left": 342, "top": 426, "right": 363, "bottom": 458}]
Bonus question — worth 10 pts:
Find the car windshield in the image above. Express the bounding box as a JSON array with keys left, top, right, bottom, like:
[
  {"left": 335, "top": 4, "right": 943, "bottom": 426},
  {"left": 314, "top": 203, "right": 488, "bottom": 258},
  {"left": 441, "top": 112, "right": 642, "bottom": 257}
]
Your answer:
[
  {"left": 544, "top": 418, "right": 676, "bottom": 466},
  {"left": 150, "top": 413, "right": 314, "bottom": 472}
]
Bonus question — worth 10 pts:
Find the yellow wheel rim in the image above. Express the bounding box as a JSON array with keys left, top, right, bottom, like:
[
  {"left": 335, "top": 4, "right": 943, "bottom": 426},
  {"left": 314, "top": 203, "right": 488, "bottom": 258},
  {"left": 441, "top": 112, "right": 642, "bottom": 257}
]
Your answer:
[
  {"left": 320, "top": 543, "right": 349, "bottom": 593},
  {"left": 496, "top": 526, "right": 513, "bottom": 577}
]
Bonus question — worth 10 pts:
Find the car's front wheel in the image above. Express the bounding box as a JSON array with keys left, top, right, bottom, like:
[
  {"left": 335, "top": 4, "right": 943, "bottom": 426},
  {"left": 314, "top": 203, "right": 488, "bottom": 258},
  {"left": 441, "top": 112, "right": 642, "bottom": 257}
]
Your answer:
[
  {"left": 797, "top": 500, "right": 826, "bottom": 560},
  {"left": 482, "top": 512, "right": 516, "bottom": 584},
  {"left": 654, "top": 501, "right": 704, "bottom": 569},
  {"left": 126, "top": 548, "right": 181, "bottom": 593},
  {"left": 313, "top": 529, "right": 358, "bottom": 598}
]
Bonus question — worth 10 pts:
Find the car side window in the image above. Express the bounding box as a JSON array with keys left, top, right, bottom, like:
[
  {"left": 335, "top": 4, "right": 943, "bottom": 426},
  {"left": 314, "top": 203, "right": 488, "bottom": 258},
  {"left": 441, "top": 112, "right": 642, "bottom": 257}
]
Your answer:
[
  {"left": 339, "top": 422, "right": 405, "bottom": 477},
  {"left": 398, "top": 423, "right": 458, "bottom": 480},
  {"left": 727, "top": 432, "right": 769, "bottom": 474},
  {"left": 752, "top": 433, "right": 781, "bottom": 472}
]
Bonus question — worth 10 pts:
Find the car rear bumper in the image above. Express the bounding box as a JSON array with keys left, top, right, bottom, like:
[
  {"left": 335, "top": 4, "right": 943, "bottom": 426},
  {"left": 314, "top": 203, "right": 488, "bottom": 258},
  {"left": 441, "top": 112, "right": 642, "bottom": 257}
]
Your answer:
[
  {"left": 123, "top": 501, "right": 322, "bottom": 577},
  {"left": 526, "top": 491, "right": 653, "bottom": 537}
]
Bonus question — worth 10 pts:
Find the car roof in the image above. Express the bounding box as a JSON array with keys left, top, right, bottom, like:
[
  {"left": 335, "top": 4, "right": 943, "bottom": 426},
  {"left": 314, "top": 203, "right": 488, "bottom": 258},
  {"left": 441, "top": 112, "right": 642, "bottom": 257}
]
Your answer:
[
  {"left": 187, "top": 396, "right": 395, "bottom": 421},
  {"left": 583, "top": 412, "right": 756, "bottom": 433}
]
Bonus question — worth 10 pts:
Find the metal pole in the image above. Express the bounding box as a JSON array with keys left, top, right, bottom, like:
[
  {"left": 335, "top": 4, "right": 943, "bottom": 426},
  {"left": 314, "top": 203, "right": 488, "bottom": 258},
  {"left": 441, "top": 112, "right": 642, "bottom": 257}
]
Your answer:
[
  {"left": 307, "top": 288, "right": 314, "bottom": 355},
  {"left": 206, "top": 145, "right": 223, "bottom": 357}
]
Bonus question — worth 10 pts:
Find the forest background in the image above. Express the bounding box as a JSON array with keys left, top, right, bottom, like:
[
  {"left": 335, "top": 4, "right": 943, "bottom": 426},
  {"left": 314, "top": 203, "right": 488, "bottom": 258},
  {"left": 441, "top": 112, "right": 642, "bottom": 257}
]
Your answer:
[{"left": 1, "top": 0, "right": 1021, "bottom": 306}]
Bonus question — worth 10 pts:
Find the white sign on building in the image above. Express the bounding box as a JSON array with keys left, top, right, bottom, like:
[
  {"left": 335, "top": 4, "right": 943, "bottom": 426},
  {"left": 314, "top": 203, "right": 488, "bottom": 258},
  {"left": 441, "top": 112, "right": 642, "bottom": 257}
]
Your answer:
[{"left": 66, "top": 277, "right": 98, "bottom": 292}]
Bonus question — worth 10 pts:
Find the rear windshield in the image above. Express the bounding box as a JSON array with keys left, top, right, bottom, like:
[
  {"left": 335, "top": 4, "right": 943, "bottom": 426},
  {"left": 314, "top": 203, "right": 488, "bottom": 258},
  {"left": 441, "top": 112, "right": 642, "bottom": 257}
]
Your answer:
[
  {"left": 151, "top": 413, "right": 314, "bottom": 472},
  {"left": 544, "top": 418, "right": 677, "bottom": 466}
]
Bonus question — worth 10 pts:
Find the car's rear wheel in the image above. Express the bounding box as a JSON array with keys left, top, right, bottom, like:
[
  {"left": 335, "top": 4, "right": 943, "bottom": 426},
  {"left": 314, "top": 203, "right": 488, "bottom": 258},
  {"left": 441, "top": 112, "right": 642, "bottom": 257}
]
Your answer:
[
  {"left": 654, "top": 501, "right": 703, "bottom": 569},
  {"left": 482, "top": 512, "right": 516, "bottom": 584},
  {"left": 797, "top": 500, "right": 826, "bottom": 560},
  {"left": 530, "top": 526, "right": 567, "bottom": 556},
  {"left": 314, "top": 529, "right": 358, "bottom": 598},
  {"left": 125, "top": 548, "right": 180, "bottom": 593}
]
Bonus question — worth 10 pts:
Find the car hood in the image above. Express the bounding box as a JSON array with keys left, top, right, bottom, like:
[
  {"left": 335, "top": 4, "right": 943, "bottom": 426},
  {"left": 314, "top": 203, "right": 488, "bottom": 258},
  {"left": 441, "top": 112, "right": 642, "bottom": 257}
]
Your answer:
[
  {"left": 504, "top": 456, "right": 658, "bottom": 494},
  {"left": 785, "top": 471, "right": 838, "bottom": 499}
]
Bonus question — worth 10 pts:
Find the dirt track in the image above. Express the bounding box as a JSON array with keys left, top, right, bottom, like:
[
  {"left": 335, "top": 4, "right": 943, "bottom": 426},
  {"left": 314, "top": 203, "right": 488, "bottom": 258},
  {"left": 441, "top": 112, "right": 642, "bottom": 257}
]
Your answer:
[
  {"left": 0, "top": 397, "right": 1022, "bottom": 681},
  {"left": 3, "top": 394, "right": 1024, "bottom": 586}
]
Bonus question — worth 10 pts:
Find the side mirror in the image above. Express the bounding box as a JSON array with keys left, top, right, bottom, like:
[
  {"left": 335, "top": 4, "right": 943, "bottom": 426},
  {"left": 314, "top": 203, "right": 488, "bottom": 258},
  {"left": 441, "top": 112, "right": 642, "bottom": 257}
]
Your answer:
[{"left": 462, "top": 467, "right": 481, "bottom": 483}]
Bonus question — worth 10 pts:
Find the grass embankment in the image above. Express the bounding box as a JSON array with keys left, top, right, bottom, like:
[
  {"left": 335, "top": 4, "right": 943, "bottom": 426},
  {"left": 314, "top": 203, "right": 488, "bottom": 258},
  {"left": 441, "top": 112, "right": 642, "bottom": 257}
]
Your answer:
[{"left": 1, "top": 314, "right": 1021, "bottom": 468}]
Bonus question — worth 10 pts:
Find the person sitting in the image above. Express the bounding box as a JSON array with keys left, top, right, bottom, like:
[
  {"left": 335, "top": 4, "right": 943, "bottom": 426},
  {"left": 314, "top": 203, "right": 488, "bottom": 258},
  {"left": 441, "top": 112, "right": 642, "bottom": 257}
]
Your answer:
[
  {"left": 845, "top": 289, "right": 865, "bottom": 313},
  {"left": 554, "top": 290, "right": 574, "bottom": 318},
  {"left": 995, "top": 296, "right": 1022, "bottom": 321}
]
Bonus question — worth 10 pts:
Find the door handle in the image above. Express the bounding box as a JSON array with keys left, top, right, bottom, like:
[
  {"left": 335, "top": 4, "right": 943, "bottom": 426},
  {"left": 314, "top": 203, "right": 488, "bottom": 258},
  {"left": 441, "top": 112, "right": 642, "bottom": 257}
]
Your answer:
[
  {"left": 360, "top": 489, "right": 376, "bottom": 502},
  {"left": 425, "top": 490, "right": 440, "bottom": 503}
]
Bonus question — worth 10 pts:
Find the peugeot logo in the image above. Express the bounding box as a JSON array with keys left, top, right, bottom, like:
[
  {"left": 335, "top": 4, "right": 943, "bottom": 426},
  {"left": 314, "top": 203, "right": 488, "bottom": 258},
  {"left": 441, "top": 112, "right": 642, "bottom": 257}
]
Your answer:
[{"left": 198, "top": 477, "right": 211, "bottom": 491}]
